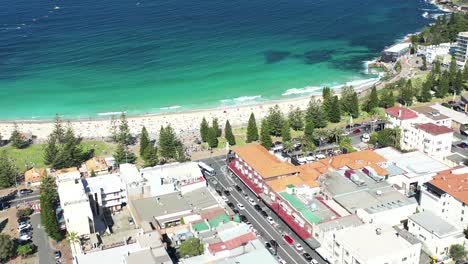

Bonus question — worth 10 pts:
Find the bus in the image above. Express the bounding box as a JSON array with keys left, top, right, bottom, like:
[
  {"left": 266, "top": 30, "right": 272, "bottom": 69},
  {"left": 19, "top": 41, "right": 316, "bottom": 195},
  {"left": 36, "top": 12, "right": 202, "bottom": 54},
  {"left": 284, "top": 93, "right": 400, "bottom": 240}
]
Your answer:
[{"left": 198, "top": 162, "right": 216, "bottom": 177}]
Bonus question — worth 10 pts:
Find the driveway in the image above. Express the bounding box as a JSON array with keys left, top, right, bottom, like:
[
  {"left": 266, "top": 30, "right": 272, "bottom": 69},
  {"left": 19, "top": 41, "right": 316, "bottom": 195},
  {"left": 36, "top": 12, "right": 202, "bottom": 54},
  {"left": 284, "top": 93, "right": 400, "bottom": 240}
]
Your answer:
[
  {"left": 201, "top": 155, "right": 327, "bottom": 264},
  {"left": 31, "top": 213, "right": 56, "bottom": 264}
]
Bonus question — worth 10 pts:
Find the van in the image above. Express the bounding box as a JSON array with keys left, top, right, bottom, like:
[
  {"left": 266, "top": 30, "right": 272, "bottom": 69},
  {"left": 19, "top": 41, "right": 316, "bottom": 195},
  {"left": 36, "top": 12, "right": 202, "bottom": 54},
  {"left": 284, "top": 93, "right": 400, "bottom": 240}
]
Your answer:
[{"left": 198, "top": 162, "right": 216, "bottom": 176}]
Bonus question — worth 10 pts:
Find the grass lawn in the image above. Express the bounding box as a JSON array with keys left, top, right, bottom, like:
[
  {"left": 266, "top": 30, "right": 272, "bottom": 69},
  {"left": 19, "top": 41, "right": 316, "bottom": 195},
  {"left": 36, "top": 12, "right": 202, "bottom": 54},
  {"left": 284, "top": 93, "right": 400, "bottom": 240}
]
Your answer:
[{"left": 0, "top": 140, "right": 116, "bottom": 173}]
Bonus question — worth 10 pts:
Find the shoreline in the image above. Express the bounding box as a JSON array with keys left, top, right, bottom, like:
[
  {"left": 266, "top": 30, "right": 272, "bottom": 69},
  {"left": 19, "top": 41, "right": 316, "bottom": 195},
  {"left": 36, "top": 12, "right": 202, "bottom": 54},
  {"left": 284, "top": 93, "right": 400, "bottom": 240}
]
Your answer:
[{"left": 0, "top": 78, "right": 380, "bottom": 141}]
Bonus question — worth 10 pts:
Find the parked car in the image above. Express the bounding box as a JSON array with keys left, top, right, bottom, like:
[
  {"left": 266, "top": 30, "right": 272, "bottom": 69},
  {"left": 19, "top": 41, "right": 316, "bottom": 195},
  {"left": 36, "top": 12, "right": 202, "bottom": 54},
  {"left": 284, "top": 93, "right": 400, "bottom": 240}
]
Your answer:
[
  {"left": 54, "top": 250, "right": 62, "bottom": 260},
  {"left": 221, "top": 195, "right": 228, "bottom": 202},
  {"left": 295, "top": 243, "right": 304, "bottom": 251},
  {"left": 353, "top": 123, "right": 361, "bottom": 128},
  {"left": 352, "top": 129, "right": 361, "bottom": 134},
  {"left": 19, "top": 234, "right": 31, "bottom": 241},
  {"left": 361, "top": 133, "right": 370, "bottom": 143},
  {"left": 311, "top": 259, "right": 319, "bottom": 264},
  {"left": 248, "top": 198, "right": 256, "bottom": 206},
  {"left": 227, "top": 202, "right": 235, "bottom": 209},
  {"left": 235, "top": 185, "right": 242, "bottom": 192},
  {"left": 239, "top": 215, "right": 248, "bottom": 223},
  {"left": 237, "top": 203, "right": 245, "bottom": 210},
  {"left": 315, "top": 154, "right": 326, "bottom": 159},
  {"left": 265, "top": 242, "right": 276, "bottom": 255},
  {"left": 303, "top": 253, "right": 312, "bottom": 261},
  {"left": 266, "top": 216, "right": 275, "bottom": 225},
  {"left": 19, "top": 189, "right": 33, "bottom": 195},
  {"left": 128, "top": 217, "right": 134, "bottom": 225},
  {"left": 223, "top": 190, "right": 231, "bottom": 196},
  {"left": 260, "top": 210, "right": 268, "bottom": 218},
  {"left": 17, "top": 223, "right": 31, "bottom": 231},
  {"left": 283, "top": 234, "right": 294, "bottom": 244},
  {"left": 254, "top": 204, "right": 262, "bottom": 211},
  {"left": 457, "top": 142, "right": 468, "bottom": 149}
]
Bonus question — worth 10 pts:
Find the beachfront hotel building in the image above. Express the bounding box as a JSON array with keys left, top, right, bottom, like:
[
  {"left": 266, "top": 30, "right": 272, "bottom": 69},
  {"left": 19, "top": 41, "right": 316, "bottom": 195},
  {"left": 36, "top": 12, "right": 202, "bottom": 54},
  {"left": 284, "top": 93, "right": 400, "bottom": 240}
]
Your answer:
[{"left": 455, "top": 31, "right": 468, "bottom": 66}]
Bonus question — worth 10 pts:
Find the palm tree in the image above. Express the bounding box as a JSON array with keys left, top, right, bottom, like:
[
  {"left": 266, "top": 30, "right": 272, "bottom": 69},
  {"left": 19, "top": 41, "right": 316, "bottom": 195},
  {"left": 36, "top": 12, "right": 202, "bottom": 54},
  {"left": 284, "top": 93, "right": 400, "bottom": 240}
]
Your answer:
[
  {"left": 66, "top": 231, "right": 79, "bottom": 256},
  {"left": 329, "top": 127, "right": 342, "bottom": 144},
  {"left": 283, "top": 141, "right": 295, "bottom": 155}
]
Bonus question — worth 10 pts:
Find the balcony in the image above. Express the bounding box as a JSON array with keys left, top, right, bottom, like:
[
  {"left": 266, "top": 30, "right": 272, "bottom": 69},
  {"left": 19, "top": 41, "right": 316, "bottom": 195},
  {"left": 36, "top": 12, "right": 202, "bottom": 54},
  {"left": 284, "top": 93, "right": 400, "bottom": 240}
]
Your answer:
[
  {"left": 270, "top": 202, "right": 311, "bottom": 240},
  {"left": 228, "top": 161, "right": 262, "bottom": 195}
]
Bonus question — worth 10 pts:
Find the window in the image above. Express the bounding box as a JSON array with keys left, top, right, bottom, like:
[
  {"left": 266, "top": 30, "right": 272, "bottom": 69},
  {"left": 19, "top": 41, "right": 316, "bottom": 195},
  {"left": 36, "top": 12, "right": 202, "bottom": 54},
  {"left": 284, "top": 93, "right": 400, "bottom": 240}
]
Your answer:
[
  {"left": 442, "top": 209, "right": 445, "bottom": 213},
  {"left": 462, "top": 210, "right": 464, "bottom": 215},
  {"left": 402, "top": 257, "right": 407, "bottom": 261},
  {"left": 461, "top": 217, "right": 464, "bottom": 222},
  {"left": 345, "top": 250, "right": 349, "bottom": 256}
]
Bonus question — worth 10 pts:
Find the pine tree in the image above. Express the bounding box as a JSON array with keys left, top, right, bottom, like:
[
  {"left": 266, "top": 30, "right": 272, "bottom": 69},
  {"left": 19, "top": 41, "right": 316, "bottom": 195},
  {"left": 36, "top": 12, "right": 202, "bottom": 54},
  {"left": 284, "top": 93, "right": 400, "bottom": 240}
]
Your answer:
[
  {"left": 246, "top": 113, "right": 259, "bottom": 143},
  {"left": 306, "top": 99, "right": 327, "bottom": 128},
  {"left": 349, "top": 92, "right": 360, "bottom": 118},
  {"left": 43, "top": 135, "right": 58, "bottom": 166},
  {"left": 200, "top": 118, "right": 209, "bottom": 142},
  {"left": 304, "top": 119, "right": 314, "bottom": 143},
  {"left": 113, "top": 143, "right": 136, "bottom": 164},
  {"left": 437, "top": 71, "right": 450, "bottom": 98},
  {"left": 463, "top": 63, "right": 468, "bottom": 81},
  {"left": 453, "top": 69, "right": 464, "bottom": 94},
  {"left": 142, "top": 145, "right": 158, "bottom": 167},
  {"left": 9, "top": 125, "right": 29, "bottom": 149},
  {"left": 400, "top": 79, "right": 414, "bottom": 106},
  {"left": 322, "top": 87, "right": 333, "bottom": 120},
  {"left": 40, "top": 176, "right": 63, "bottom": 241},
  {"left": 0, "top": 234, "right": 14, "bottom": 262},
  {"left": 366, "top": 86, "right": 379, "bottom": 113},
  {"left": 139, "top": 126, "right": 150, "bottom": 157},
  {"left": 433, "top": 60, "right": 441, "bottom": 76},
  {"left": 340, "top": 86, "right": 359, "bottom": 118},
  {"left": 329, "top": 96, "right": 341, "bottom": 123},
  {"left": 420, "top": 77, "right": 433, "bottom": 102},
  {"left": 212, "top": 118, "right": 222, "bottom": 138},
  {"left": 224, "top": 120, "right": 236, "bottom": 146},
  {"left": 207, "top": 127, "right": 218, "bottom": 149},
  {"left": 0, "top": 152, "right": 16, "bottom": 188},
  {"left": 109, "top": 115, "right": 119, "bottom": 142},
  {"left": 53, "top": 114, "right": 65, "bottom": 143},
  {"left": 288, "top": 107, "right": 304, "bottom": 131},
  {"left": 281, "top": 120, "right": 291, "bottom": 143},
  {"left": 53, "top": 126, "right": 84, "bottom": 169},
  {"left": 266, "top": 105, "right": 284, "bottom": 136},
  {"left": 118, "top": 113, "right": 132, "bottom": 146},
  {"left": 260, "top": 119, "right": 272, "bottom": 149},
  {"left": 379, "top": 89, "right": 395, "bottom": 108},
  {"left": 159, "top": 125, "right": 177, "bottom": 159},
  {"left": 449, "top": 56, "right": 458, "bottom": 81},
  {"left": 421, "top": 56, "right": 428, "bottom": 71}
]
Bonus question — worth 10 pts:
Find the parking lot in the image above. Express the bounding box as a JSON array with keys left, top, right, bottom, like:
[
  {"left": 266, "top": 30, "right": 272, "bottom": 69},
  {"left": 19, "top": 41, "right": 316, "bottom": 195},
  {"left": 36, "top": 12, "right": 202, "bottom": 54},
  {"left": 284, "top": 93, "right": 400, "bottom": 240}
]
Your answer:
[{"left": 200, "top": 155, "right": 327, "bottom": 264}]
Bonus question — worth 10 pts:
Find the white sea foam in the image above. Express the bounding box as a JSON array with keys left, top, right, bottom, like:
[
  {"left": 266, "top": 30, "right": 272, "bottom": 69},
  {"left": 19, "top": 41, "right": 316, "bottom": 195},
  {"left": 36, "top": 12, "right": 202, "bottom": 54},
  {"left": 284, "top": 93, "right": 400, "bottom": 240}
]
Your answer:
[
  {"left": 233, "top": 95, "right": 261, "bottom": 102},
  {"left": 98, "top": 111, "right": 126, "bottom": 116},
  {"left": 282, "top": 86, "right": 323, "bottom": 96},
  {"left": 422, "top": 12, "right": 429, "bottom": 19},
  {"left": 160, "top": 105, "right": 181, "bottom": 110},
  {"left": 282, "top": 78, "right": 380, "bottom": 97}
]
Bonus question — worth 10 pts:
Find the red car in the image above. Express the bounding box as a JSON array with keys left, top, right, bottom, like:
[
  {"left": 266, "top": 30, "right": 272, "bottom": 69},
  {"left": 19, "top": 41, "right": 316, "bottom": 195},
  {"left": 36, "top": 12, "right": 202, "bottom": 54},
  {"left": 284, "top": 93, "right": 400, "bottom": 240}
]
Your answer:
[
  {"left": 352, "top": 129, "right": 361, "bottom": 134},
  {"left": 283, "top": 234, "right": 294, "bottom": 244}
]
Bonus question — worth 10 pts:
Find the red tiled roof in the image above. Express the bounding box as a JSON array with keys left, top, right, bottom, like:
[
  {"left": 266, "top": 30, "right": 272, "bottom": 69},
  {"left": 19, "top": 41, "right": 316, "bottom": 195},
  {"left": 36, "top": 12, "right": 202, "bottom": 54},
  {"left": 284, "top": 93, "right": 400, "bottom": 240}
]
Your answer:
[
  {"left": 416, "top": 123, "right": 453, "bottom": 135},
  {"left": 208, "top": 232, "right": 256, "bottom": 254},
  {"left": 385, "top": 106, "right": 418, "bottom": 120},
  {"left": 429, "top": 167, "right": 468, "bottom": 204}
]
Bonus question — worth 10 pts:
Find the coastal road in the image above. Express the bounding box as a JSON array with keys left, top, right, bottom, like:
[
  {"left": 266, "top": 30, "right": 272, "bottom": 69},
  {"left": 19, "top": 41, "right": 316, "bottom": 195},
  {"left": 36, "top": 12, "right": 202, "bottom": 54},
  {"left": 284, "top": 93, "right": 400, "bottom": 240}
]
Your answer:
[
  {"left": 201, "top": 155, "right": 327, "bottom": 264},
  {"left": 31, "top": 213, "right": 56, "bottom": 264}
]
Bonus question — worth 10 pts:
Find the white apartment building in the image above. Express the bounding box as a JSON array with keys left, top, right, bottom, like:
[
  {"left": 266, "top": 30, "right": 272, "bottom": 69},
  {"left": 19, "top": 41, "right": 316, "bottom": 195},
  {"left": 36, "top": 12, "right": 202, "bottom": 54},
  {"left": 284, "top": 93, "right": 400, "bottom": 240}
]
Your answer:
[
  {"left": 57, "top": 179, "right": 95, "bottom": 237},
  {"left": 420, "top": 166, "right": 468, "bottom": 229},
  {"left": 83, "top": 173, "right": 127, "bottom": 215},
  {"left": 455, "top": 31, "right": 468, "bottom": 65},
  {"left": 417, "top": 43, "right": 453, "bottom": 64},
  {"left": 140, "top": 162, "right": 207, "bottom": 196},
  {"left": 408, "top": 211, "right": 465, "bottom": 260},
  {"left": 385, "top": 106, "right": 453, "bottom": 159},
  {"left": 319, "top": 224, "right": 421, "bottom": 264}
]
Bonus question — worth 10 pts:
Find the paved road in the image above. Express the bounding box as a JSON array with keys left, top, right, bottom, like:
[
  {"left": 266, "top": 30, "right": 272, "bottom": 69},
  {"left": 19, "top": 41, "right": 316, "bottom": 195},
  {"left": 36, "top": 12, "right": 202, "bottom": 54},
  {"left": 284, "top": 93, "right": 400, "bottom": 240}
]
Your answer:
[
  {"left": 202, "top": 155, "right": 327, "bottom": 264},
  {"left": 31, "top": 213, "right": 56, "bottom": 264},
  {"left": 11, "top": 191, "right": 40, "bottom": 207}
]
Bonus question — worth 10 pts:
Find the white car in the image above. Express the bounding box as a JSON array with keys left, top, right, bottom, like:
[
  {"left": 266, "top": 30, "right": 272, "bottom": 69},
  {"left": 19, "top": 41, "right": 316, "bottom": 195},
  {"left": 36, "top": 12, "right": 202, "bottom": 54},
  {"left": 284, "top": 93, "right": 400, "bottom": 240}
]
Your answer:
[
  {"left": 361, "top": 133, "right": 370, "bottom": 142},
  {"left": 237, "top": 203, "right": 245, "bottom": 210},
  {"left": 19, "top": 234, "right": 31, "bottom": 241},
  {"left": 277, "top": 256, "right": 287, "bottom": 264},
  {"left": 221, "top": 195, "right": 228, "bottom": 202},
  {"left": 266, "top": 216, "right": 275, "bottom": 225},
  {"left": 315, "top": 154, "right": 326, "bottom": 159},
  {"left": 295, "top": 243, "right": 304, "bottom": 251},
  {"left": 248, "top": 198, "right": 256, "bottom": 206},
  {"left": 17, "top": 223, "right": 31, "bottom": 231},
  {"left": 311, "top": 259, "right": 319, "bottom": 264}
]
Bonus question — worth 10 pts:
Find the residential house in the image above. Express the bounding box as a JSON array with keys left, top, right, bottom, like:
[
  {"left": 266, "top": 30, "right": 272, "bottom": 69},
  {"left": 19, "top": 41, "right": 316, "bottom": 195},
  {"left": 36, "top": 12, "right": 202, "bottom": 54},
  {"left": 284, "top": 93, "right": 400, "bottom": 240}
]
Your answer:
[{"left": 24, "top": 167, "right": 46, "bottom": 186}]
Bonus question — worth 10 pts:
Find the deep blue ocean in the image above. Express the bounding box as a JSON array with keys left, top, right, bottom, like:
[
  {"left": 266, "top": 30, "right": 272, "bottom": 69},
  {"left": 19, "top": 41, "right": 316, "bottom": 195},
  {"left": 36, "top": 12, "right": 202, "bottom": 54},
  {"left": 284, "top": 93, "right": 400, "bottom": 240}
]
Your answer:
[{"left": 0, "top": 0, "right": 441, "bottom": 119}]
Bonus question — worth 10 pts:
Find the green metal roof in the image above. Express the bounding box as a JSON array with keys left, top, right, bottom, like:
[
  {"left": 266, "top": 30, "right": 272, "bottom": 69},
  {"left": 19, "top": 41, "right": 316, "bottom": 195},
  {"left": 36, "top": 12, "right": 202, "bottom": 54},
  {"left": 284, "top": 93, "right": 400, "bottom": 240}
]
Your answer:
[
  {"left": 208, "top": 214, "right": 230, "bottom": 228},
  {"left": 280, "top": 192, "right": 321, "bottom": 224},
  {"left": 192, "top": 221, "right": 210, "bottom": 232}
]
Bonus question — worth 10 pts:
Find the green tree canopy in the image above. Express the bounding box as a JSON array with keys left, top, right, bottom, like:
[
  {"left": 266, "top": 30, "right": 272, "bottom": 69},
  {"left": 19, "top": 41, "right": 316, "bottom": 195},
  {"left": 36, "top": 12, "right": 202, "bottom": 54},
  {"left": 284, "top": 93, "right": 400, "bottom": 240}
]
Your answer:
[
  {"left": 419, "top": 74, "right": 433, "bottom": 102},
  {"left": 340, "top": 86, "right": 359, "bottom": 118},
  {"left": 379, "top": 89, "right": 395, "bottom": 108},
  {"left": 246, "top": 113, "right": 259, "bottom": 143},
  {"left": 139, "top": 126, "right": 150, "bottom": 157},
  {"left": 159, "top": 126, "right": 177, "bottom": 159},
  {"left": 322, "top": 87, "right": 333, "bottom": 121},
  {"left": 53, "top": 114, "right": 65, "bottom": 143},
  {"left": 449, "top": 244, "right": 466, "bottom": 262},
  {"left": 200, "top": 118, "right": 209, "bottom": 143},
  {"left": 400, "top": 79, "right": 414, "bottom": 106},
  {"left": 212, "top": 118, "right": 222, "bottom": 138},
  {"left": 266, "top": 105, "right": 284, "bottom": 136},
  {"left": 411, "top": 13, "right": 468, "bottom": 45},
  {"left": 117, "top": 113, "right": 133, "bottom": 146},
  {"left": 0, "top": 151, "right": 16, "bottom": 188},
  {"left": 369, "top": 128, "right": 401, "bottom": 149},
  {"left": 10, "top": 125, "right": 29, "bottom": 149},
  {"left": 43, "top": 135, "right": 58, "bottom": 166},
  {"left": 224, "top": 120, "right": 236, "bottom": 146},
  {"left": 365, "top": 86, "right": 379, "bottom": 113},
  {"left": 288, "top": 107, "right": 304, "bottom": 131},
  {"left": 207, "top": 127, "right": 218, "bottom": 149},
  {"left": 17, "top": 243, "right": 34, "bottom": 257},
  {"left": 114, "top": 143, "right": 136, "bottom": 164},
  {"left": 436, "top": 71, "right": 450, "bottom": 98},
  {"left": 179, "top": 238, "right": 204, "bottom": 258},
  {"left": 281, "top": 120, "right": 291, "bottom": 143},
  {"left": 0, "top": 234, "right": 14, "bottom": 262},
  {"left": 329, "top": 96, "right": 341, "bottom": 123},
  {"left": 40, "top": 176, "right": 63, "bottom": 241},
  {"left": 306, "top": 99, "right": 327, "bottom": 128},
  {"left": 260, "top": 119, "right": 272, "bottom": 149}
]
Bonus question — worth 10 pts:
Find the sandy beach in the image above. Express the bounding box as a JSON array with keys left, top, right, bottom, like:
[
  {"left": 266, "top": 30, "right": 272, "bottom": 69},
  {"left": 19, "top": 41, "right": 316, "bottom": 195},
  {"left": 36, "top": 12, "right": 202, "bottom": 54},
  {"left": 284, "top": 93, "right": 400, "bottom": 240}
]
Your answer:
[{"left": 0, "top": 80, "right": 380, "bottom": 141}]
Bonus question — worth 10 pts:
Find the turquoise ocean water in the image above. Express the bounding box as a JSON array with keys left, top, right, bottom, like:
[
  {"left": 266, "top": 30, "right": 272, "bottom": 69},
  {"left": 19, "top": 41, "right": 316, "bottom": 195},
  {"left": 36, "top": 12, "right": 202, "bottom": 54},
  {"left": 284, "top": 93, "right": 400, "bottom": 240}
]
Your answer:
[{"left": 0, "top": 0, "right": 441, "bottom": 119}]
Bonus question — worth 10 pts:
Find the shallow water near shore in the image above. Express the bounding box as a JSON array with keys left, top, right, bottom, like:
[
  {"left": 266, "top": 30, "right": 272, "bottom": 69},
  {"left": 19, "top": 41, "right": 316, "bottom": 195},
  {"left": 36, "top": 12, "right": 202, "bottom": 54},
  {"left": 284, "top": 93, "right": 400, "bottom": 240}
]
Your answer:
[{"left": 0, "top": 0, "right": 439, "bottom": 120}]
